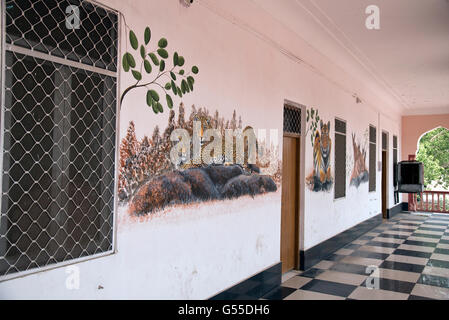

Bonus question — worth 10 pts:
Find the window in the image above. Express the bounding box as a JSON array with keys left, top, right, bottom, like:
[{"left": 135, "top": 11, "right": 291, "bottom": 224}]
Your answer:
[
  {"left": 283, "top": 104, "right": 301, "bottom": 136},
  {"left": 0, "top": 0, "right": 118, "bottom": 278},
  {"left": 334, "top": 119, "right": 346, "bottom": 199},
  {"left": 369, "top": 125, "right": 377, "bottom": 192}
]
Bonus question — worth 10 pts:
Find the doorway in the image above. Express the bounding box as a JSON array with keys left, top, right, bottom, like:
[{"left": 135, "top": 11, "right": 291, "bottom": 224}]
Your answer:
[
  {"left": 382, "top": 131, "right": 389, "bottom": 218},
  {"left": 280, "top": 104, "right": 301, "bottom": 273}
]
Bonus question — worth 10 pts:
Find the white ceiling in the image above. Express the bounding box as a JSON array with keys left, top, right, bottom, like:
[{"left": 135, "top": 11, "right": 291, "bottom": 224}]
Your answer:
[{"left": 254, "top": 0, "right": 449, "bottom": 115}]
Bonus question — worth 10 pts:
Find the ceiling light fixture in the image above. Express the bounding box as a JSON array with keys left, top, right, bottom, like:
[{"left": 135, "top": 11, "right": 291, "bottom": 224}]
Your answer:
[
  {"left": 179, "top": 0, "right": 194, "bottom": 8},
  {"left": 353, "top": 94, "right": 362, "bottom": 104}
]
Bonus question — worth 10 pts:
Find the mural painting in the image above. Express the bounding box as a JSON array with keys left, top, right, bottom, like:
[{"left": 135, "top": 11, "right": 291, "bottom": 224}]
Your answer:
[
  {"left": 349, "top": 132, "right": 369, "bottom": 188},
  {"left": 305, "top": 108, "right": 333, "bottom": 192},
  {"left": 118, "top": 26, "right": 281, "bottom": 217},
  {"left": 119, "top": 105, "right": 281, "bottom": 216}
]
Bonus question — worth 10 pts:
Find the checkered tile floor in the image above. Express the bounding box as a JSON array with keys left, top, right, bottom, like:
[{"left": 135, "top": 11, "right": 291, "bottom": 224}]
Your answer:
[{"left": 263, "top": 213, "right": 449, "bottom": 300}]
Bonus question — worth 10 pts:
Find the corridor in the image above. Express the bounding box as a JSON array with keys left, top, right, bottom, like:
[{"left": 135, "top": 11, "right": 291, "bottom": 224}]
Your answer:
[{"left": 264, "top": 213, "right": 449, "bottom": 300}]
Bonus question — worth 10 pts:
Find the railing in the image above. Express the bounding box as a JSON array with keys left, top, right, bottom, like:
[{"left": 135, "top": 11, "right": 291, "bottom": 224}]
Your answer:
[{"left": 412, "top": 191, "right": 449, "bottom": 213}]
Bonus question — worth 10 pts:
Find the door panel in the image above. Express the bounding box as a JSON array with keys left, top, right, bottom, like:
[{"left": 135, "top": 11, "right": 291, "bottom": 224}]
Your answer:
[{"left": 281, "top": 136, "right": 299, "bottom": 273}]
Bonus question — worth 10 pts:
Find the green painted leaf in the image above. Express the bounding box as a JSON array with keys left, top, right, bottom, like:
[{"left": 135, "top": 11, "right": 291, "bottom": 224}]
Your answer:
[
  {"left": 152, "top": 100, "right": 159, "bottom": 114},
  {"left": 144, "top": 59, "right": 152, "bottom": 73},
  {"left": 159, "top": 60, "right": 165, "bottom": 72},
  {"left": 181, "top": 80, "right": 187, "bottom": 94},
  {"left": 178, "top": 56, "right": 185, "bottom": 67},
  {"left": 157, "top": 48, "right": 168, "bottom": 59},
  {"left": 140, "top": 45, "right": 146, "bottom": 59},
  {"left": 173, "top": 52, "right": 179, "bottom": 66},
  {"left": 179, "top": 70, "right": 185, "bottom": 75},
  {"left": 157, "top": 102, "right": 164, "bottom": 113},
  {"left": 149, "top": 89, "right": 160, "bottom": 102},
  {"left": 149, "top": 53, "right": 159, "bottom": 66},
  {"left": 170, "top": 71, "right": 177, "bottom": 81},
  {"left": 158, "top": 38, "right": 168, "bottom": 48},
  {"left": 166, "top": 94, "right": 173, "bottom": 109},
  {"left": 122, "top": 54, "right": 130, "bottom": 72},
  {"left": 165, "top": 83, "right": 172, "bottom": 90},
  {"left": 146, "top": 90, "right": 153, "bottom": 107},
  {"left": 171, "top": 80, "right": 177, "bottom": 95},
  {"left": 192, "top": 66, "right": 199, "bottom": 74},
  {"left": 177, "top": 86, "right": 183, "bottom": 97},
  {"left": 125, "top": 52, "right": 136, "bottom": 68},
  {"left": 187, "top": 76, "right": 194, "bottom": 91},
  {"left": 129, "top": 30, "right": 138, "bottom": 50},
  {"left": 132, "top": 70, "right": 142, "bottom": 81},
  {"left": 144, "top": 27, "right": 151, "bottom": 45}
]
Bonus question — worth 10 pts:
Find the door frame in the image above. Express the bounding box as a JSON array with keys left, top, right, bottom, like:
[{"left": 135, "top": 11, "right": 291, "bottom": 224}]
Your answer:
[{"left": 281, "top": 100, "right": 306, "bottom": 272}]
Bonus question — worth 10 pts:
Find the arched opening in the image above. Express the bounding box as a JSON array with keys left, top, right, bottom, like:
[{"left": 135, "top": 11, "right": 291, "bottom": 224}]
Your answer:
[{"left": 416, "top": 127, "right": 449, "bottom": 191}]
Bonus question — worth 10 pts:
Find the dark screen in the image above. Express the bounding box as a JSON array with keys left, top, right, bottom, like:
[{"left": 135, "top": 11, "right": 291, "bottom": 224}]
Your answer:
[{"left": 400, "top": 163, "right": 420, "bottom": 184}]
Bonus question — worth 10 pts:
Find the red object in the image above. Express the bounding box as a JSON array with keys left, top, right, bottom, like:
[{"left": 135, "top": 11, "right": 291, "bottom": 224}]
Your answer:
[{"left": 413, "top": 191, "right": 449, "bottom": 214}]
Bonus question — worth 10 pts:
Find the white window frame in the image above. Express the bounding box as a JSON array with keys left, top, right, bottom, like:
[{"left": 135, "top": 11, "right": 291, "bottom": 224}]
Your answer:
[{"left": 0, "top": 0, "right": 121, "bottom": 282}]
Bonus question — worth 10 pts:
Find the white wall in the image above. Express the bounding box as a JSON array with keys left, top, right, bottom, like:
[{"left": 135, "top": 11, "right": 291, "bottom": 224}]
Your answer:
[
  {"left": 0, "top": 0, "right": 403, "bottom": 298},
  {"left": 303, "top": 100, "right": 401, "bottom": 250}
]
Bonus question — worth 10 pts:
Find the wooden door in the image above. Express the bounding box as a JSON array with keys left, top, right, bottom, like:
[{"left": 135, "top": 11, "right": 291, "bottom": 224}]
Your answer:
[
  {"left": 382, "top": 150, "right": 387, "bottom": 218},
  {"left": 281, "top": 136, "right": 299, "bottom": 273}
]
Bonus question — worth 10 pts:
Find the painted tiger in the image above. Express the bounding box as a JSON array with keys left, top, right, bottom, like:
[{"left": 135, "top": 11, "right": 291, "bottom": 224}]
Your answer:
[
  {"left": 312, "top": 130, "right": 322, "bottom": 181},
  {"left": 311, "top": 120, "right": 332, "bottom": 185},
  {"left": 319, "top": 120, "right": 332, "bottom": 184}
]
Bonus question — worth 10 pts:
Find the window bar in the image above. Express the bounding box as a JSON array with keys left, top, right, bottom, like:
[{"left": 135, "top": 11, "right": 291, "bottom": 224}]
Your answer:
[{"left": 0, "top": 0, "right": 119, "bottom": 280}]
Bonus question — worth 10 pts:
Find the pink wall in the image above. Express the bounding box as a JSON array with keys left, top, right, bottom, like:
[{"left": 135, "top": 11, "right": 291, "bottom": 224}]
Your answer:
[
  {"left": 0, "top": 0, "right": 403, "bottom": 299},
  {"left": 402, "top": 114, "right": 449, "bottom": 161}
]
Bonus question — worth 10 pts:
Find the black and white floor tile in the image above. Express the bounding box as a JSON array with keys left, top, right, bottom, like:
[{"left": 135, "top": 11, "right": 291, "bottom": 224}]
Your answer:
[{"left": 263, "top": 213, "right": 449, "bottom": 300}]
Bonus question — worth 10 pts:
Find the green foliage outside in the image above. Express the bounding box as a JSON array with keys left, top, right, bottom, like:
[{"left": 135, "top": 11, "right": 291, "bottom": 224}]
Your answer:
[
  {"left": 416, "top": 127, "right": 449, "bottom": 190},
  {"left": 120, "top": 26, "right": 199, "bottom": 113}
]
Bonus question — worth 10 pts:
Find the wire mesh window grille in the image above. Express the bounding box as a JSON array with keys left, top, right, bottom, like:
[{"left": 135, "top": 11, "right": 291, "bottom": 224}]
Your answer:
[
  {"left": 334, "top": 119, "right": 346, "bottom": 199},
  {"left": 369, "top": 125, "right": 377, "bottom": 192},
  {"left": 283, "top": 104, "right": 301, "bottom": 136},
  {"left": 5, "top": 0, "right": 118, "bottom": 71},
  {"left": 0, "top": 0, "right": 118, "bottom": 278}
]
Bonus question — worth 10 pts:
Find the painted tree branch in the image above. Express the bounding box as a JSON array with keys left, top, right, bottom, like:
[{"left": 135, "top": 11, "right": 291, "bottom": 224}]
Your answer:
[{"left": 120, "top": 26, "right": 199, "bottom": 114}]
